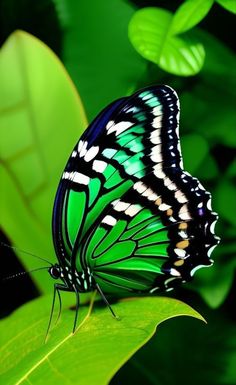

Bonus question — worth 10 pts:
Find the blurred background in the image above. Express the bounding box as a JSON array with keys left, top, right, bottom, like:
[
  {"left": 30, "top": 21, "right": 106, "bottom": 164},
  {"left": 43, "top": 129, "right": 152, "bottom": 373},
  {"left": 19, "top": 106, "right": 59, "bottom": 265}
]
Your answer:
[{"left": 0, "top": 1, "right": 235, "bottom": 384}]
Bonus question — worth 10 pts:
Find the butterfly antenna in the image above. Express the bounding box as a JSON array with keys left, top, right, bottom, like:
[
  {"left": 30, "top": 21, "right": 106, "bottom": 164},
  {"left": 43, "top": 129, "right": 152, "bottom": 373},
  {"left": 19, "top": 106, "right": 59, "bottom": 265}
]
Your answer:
[
  {"left": 3, "top": 266, "right": 49, "bottom": 282},
  {"left": 0, "top": 242, "right": 53, "bottom": 266}
]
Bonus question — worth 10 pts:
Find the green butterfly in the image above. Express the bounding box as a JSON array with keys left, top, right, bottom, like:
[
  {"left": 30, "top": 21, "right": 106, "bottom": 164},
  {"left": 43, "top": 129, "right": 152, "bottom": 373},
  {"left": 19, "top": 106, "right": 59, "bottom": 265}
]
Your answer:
[{"left": 49, "top": 85, "right": 219, "bottom": 332}]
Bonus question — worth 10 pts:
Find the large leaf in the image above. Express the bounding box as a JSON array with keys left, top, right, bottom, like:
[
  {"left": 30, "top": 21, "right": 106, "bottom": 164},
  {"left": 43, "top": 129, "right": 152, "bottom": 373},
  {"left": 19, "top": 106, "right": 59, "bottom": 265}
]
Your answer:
[
  {"left": 0, "top": 295, "right": 203, "bottom": 385},
  {"left": 128, "top": 7, "right": 205, "bottom": 76},
  {"left": 0, "top": 31, "right": 87, "bottom": 293},
  {"left": 170, "top": 0, "right": 214, "bottom": 35},
  {"left": 112, "top": 305, "right": 236, "bottom": 385},
  {"left": 53, "top": 0, "right": 147, "bottom": 120}
]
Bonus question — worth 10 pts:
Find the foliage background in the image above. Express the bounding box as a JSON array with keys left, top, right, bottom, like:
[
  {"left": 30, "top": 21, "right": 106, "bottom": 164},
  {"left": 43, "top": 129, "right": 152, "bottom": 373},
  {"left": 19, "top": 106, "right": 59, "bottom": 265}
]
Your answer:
[{"left": 0, "top": 0, "right": 235, "bottom": 384}]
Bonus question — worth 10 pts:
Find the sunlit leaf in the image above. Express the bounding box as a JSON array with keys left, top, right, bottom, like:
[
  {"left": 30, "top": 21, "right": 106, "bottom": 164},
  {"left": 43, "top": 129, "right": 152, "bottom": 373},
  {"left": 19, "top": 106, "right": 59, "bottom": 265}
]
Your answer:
[
  {"left": 216, "top": 0, "right": 236, "bottom": 14},
  {"left": 0, "top": 295, "right": 203, "bottom": 385},
  {"left": 170, "top": 0, "right": 214, "bottom": 35},
  {"left": 0, "top": 30, "right": 87, "bottom": 293},
  {"left": 128, "top": 7, "right": 205, "bottom": 76}
]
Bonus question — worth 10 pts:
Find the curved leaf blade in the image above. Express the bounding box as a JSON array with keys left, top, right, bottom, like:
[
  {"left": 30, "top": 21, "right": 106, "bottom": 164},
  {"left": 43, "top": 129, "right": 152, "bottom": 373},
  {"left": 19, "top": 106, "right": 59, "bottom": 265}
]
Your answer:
[
  {"left": 0, "top": 296, "right": 204, "bottom": 385},
  {"left": 170, "top": 0, "right": 214, "bottom": 35},
  {"left": 216, "top": 0, "right": 236, "bottom": 14},
  {"left": 0, "top": 30, "right": 87, "bottom": 293},
  {"left": 128, "top": 7, "right": 205, "bottom": 76}
]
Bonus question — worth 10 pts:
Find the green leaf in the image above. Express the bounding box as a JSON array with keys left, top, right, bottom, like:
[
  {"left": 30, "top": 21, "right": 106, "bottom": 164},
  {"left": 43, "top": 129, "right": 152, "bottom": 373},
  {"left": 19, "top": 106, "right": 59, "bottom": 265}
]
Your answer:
[
  {"left": 196, "top": 154, "right": 219, "bottom": 180},
  {"left": 216, "top": 0, "right": 236, "bottom": 14},
  {"left": 170, "top": 0, "right": 214, "bottom": 35},
  {"left": 181, "top": 134, "right": 209, "bottom": 173},
  {"left": 128, "top": 7, "right": 205, "bottom": 77},
  {"left": 215, "top": 180, "right": 236, "bottom": 226},
  {"left": 178, "top": 30, "right": 236, "bottom": 148},
  {"left": 192, "top": 256, "right": 236, "bottom": 308},
  {"left": 55, "top": 0, "right": 146, "bottom": 120},
  {"left": 112, "top": 306, "right": 236, "bottom": 385},
  {"left": 0, "top": 295, "right": 203, "bottom": 385},
  {"left": 226, "top": 158, "right": 236, "bottom": 178},
  {"left": 0, "top": 30, "right": 87, "bottom": 293}
]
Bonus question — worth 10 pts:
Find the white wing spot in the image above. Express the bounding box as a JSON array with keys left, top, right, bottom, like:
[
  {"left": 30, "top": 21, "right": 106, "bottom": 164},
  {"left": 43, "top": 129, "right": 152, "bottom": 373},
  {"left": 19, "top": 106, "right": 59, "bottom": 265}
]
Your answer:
[
  {"left": 175, "top": 190, "right": 188, "bottom": 203},
  {"left": 125, "top": 204, "right": 141, "bottom": 217},
  {"left": 78, "top": 140, "right": 84, "bottom": 152},
  {"left": 102, "top": 215, "right": 117, "bottom": 226},
  {"left": 79, "top": 141, "right": 88, "bottom": 157},
  {"left": 113, "top": 201, "right": 130, "bottom": 212},
  {"left": 174, "top": 248, "right": 186, "bottom": 258},
  {"left": 150, "top": 129, "right": 161, "bottom": 139},
  {"left": 92, "top": 160, "right": 107, "bottom": 173},
  {"left": 152, "top": 105, "right": 162, "bottom": 116},
  {"left": 73, "top": 172, "right": 90, "bottom": 185},
  {"left": 106, "top": 120, "right": 114, "bottom": 130},
  {"left": 107, "top": 121, "right": 133, "bottom": 136},
  {"left": 133, "top": 181, "right": 147, "bottom": 194},
  {"left": 152, "top": 116, "right": 162, "bottom": 128},
  {"left": 154, "top": 169, "right": 165, "bottom": 179},
  {"left": 84, "top": 146, "right": 99, "bottom": 162},
  {"left": 148, "top": 193, "right": 159, "bottom": 201},
  {"left": 142, "top": 188, "right": 154, "bottom": 198},
  {"left": 159, "top": 203, "right": 171, "bottom": 211},
  {"left": 170, "top": 268, "right": 181, "bottom": 277}
]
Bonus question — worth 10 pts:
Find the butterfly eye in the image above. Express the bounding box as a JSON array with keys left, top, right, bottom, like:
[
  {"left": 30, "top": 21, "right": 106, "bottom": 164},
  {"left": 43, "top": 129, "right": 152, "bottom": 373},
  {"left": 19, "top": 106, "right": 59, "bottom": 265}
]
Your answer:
[{"left": 49, "top": 266, "right": 61, "bottom": 279}]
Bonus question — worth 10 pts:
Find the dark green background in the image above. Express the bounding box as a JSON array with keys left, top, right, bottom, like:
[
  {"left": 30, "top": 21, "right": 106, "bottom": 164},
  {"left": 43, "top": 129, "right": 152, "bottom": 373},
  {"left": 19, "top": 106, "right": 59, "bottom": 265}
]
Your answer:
[{"left": 0, "top": 1, "right": 235, "bottom": 384}]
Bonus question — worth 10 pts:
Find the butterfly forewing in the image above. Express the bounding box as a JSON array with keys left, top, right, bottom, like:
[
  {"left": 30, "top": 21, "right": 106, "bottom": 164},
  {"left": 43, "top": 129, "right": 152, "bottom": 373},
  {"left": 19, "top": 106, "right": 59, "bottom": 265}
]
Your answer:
[{"left": 52, "top": 85, "right": 219, "bottom": 293}]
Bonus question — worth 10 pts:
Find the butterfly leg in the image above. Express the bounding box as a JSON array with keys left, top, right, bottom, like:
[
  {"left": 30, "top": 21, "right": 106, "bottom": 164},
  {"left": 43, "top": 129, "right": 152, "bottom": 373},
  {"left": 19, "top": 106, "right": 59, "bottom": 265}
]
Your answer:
[
  {"left": 72, "top": 285, "right": 80, "bottom": 334},
  {"left": 54, "top": 288, "right": 62, "bottom": 326},
  {"left": 95, "top": 283, "right": 119, "bottom": 319},
  {"left": 45, "top": 283, "right": 71, "bottom": 342}
]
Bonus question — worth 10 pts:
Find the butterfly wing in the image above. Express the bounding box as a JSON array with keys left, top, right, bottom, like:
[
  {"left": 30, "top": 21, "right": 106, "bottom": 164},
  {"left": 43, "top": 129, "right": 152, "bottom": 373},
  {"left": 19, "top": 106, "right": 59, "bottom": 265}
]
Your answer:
[
  {"left": 52, "top": 85, "right": 219, "bottom": 292},
  {"left": 52, "top": 96, "right": 127, "bottom": 266}
]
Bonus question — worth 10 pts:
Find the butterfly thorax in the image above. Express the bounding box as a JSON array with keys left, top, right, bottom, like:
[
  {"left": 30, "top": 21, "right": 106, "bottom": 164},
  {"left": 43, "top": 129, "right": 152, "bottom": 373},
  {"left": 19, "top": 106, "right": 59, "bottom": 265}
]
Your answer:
[{"left": 49, "top": 264, "right": 94, "bottom": 292}]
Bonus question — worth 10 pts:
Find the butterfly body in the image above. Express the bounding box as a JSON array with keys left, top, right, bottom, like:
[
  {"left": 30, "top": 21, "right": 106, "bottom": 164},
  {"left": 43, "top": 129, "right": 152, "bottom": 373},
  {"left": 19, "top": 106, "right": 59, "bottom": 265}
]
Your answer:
[{"left": 51, "top": 85, "right": 219, "bottom": 302}]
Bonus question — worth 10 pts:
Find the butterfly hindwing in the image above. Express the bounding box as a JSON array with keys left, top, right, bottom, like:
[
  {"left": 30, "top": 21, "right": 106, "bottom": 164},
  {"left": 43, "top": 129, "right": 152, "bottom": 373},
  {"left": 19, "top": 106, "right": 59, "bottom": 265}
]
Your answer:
[{"left": 52, "top": 85, "right": 218, "bottom": 292}]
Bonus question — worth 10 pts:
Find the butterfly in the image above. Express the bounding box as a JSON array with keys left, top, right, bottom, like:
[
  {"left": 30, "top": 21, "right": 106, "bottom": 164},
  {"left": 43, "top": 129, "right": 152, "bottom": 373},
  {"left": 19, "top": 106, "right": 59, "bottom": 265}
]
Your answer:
[{"left": 48, "top": 85, "right": 219, "bottom": 333}]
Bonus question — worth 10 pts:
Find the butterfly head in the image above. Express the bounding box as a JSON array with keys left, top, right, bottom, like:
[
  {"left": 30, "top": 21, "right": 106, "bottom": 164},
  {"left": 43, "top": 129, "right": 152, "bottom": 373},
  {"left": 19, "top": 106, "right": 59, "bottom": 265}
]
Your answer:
[
  {"left": 48, "top": 264, "right": 93, "bottom": 292},
  {"left": 49, "top": 264, "right": 62, "bottom": 280}
]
